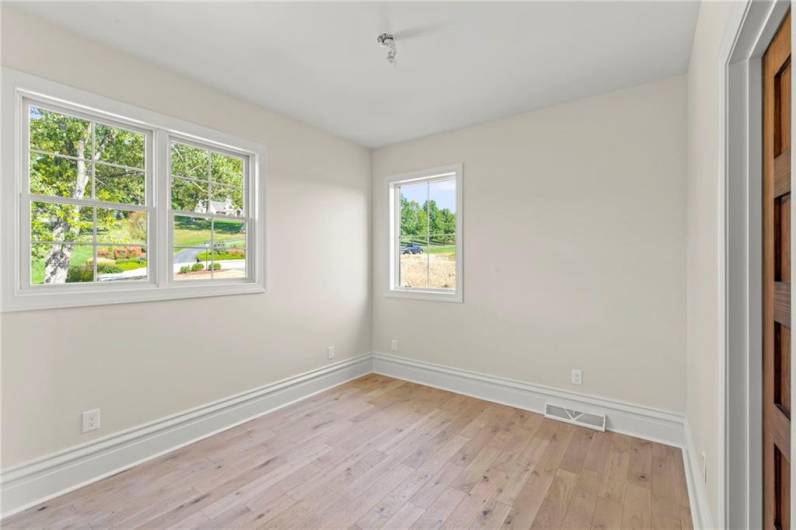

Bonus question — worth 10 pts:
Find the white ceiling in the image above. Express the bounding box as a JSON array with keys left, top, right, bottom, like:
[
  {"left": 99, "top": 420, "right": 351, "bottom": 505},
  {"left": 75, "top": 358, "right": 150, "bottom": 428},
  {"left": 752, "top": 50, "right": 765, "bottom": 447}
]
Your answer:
[{"left": 14, "top": 2, "right": 699, "bottom": 148}]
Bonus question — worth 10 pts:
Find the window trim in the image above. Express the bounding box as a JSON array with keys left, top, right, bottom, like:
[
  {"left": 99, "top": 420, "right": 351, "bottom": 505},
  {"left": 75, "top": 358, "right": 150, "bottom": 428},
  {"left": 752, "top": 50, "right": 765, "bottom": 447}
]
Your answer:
[
  {"left": 1, "top": 68, "right": 267, "bottom": 312},
  {"left": 385, "top": 164, "right": 463, "bottom": 303}
]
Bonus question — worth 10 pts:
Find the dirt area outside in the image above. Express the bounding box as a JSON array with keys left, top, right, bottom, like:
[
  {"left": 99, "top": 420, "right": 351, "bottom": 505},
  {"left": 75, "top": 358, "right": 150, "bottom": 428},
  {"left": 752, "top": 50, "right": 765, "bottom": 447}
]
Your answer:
[{"left": 400, "top": 253, "right": 456, "bottom": 289}]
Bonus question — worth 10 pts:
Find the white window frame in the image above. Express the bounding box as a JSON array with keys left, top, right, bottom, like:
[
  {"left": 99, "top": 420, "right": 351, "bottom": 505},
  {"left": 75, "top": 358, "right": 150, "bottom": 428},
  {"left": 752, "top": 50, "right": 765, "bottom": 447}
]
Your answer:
[
  {"left": 386, "top": 164, "right": 463, "bottom": 303},
  {"left": 1, "top": 68, "right": 266, "bottom": 311}
]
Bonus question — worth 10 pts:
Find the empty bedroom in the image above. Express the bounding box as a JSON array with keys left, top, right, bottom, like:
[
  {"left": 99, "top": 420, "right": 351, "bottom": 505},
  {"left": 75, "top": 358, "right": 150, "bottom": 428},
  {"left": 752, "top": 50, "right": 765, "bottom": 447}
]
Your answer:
[{"left": 0, "top": 1, "right": 789, "bottom": 529}]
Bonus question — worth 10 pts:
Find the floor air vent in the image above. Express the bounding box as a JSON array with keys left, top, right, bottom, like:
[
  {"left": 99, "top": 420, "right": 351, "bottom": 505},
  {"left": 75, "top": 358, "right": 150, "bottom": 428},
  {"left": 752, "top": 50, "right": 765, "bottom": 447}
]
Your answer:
[{"left": 544, "top": 403, "right": 606, "bottom": 431}]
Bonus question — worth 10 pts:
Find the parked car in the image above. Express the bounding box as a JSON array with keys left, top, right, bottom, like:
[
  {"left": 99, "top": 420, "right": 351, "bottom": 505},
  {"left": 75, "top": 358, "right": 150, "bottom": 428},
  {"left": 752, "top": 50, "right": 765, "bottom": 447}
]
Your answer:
[{"left": 401, "top": 243, "right": 424, "bottom": 254}]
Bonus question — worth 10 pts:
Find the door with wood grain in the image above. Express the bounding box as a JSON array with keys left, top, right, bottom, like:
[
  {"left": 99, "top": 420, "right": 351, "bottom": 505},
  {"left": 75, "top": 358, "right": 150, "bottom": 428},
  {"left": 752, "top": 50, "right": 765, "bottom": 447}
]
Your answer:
[{"left": 764, "top": 12, "right": 792, "bottom": 530}]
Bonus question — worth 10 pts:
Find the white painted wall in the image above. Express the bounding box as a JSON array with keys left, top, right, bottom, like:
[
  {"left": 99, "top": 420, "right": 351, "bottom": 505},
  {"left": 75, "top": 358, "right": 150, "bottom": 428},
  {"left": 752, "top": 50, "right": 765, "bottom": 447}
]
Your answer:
[
  {"left": 0, "top": 4, "right": 695, "bottom": 490},
  {"left": 0, "top": 7, "right": 371, "bottom": 467},
  {"left": 371, "top": 76, "right": 688, "bottom": 413},
  {"left": 685, "top": 1, "right": 738, "bottom": 524}
]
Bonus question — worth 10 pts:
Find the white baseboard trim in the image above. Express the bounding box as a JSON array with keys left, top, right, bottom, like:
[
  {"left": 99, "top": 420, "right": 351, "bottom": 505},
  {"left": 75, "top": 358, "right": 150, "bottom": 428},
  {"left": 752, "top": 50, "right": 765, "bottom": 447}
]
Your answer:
[
  {"left": 2, "top": 351, "right": 711, "bottom": 530},
  {"left": 682, "top": 419, "right": 715, "bottom": 530},
  {"left": 372, "top": 352, "right": 685, "bottom": 447},
  {"left": 0, "top": 353, "right": 373, "bottom": 519}
]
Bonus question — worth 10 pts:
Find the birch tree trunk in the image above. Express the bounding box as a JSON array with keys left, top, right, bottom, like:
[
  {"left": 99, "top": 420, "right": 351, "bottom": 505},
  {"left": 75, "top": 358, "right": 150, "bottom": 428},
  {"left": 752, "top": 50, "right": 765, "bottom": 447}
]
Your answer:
[{"left": 43, "top": 136, "right": 91, "bottom": 284}]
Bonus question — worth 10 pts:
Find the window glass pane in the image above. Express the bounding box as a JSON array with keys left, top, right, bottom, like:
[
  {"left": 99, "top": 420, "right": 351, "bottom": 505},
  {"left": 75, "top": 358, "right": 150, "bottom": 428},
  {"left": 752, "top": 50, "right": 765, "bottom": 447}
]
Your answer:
[
  {"left": 209, "top": 183, "right": 244, "bottom": 217},
  {"left": 29, "top": 152, "right": 86, "bottom": 198},
  {"left": 211, "top": 152, "right": 243, "bottom": 188},
  {"left": 173, "top": 215, "right": 212, "bottom": 248},
  {"left": 171, "top": 176, "right": 208, "bottom": 212},
  {"left": 210, "top": 219, "right": 246, "bottom": 279},
  {"left": 96, "top": 124, "right": 145, "bottom": 169},
  {"left": 399, "top": 235, "right": 429, "bottom": 289},
  {"left": 31, "top": 243, "right": 94, "bottom": 284},
  {"left": 31, "top": 201, "right": 92, "bottom": 243},
  {"left": 96, "top": 209, "right": 146, "bottom": 244},
  {"left": 95, "top": 163, "right": 145, "bottom": 205},
  {"left": 173, "top": 248, "right": 211, "bottom": 281},
  {"left": 429, "top": 178, "right": 456, "bottom": 238},
  {"left": 427, "top": 236, "right": 456, "bottom": 290},
  {"left": 96, "top": 245, "right": 148, "bottom": 282},
  {"left": 29, "top": 106, "right": 93, "bottom": 159},
  {"left": 399, "top": 181, "right": 429, "bottom": 240},
  {"left": 171, "top": 142, "right": 209, "bottom": 180}
]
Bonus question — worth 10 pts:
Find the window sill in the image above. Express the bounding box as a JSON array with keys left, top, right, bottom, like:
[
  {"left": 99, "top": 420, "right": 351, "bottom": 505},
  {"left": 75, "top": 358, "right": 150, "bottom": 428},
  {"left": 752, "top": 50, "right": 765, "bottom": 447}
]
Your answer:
[
  {"left": 385, "top": 288, "right": 463, "bottom": 303},
  {"left": 2, "top": 282, "right": 266, "bottom": 312}
]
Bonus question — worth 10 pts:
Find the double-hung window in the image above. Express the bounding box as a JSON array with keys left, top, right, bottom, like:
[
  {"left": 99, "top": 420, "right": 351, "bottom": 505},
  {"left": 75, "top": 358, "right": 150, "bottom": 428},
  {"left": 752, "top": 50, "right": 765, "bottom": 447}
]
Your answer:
[
  {"left": 26, "top": 103, "right": 152, "bottom": 287},
  {"left": 387, "top": 164, "right": 462, "bottom": 302},
  {"left": 169, "top": 140, "right": 249, "bottom": 282},
  {"left": 2, "top": 70, "right": 265, "bottom": 311}
]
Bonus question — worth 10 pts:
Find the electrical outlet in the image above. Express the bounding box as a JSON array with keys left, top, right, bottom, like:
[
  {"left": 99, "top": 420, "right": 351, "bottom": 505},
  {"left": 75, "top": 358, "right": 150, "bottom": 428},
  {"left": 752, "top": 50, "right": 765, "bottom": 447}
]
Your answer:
[
  {"left": 570, "top": 369, "right": 583, "bottom": 385},
  {"left": 327, "top": 346, "right": 335, "bottom": 360},
  {"left": 82, "top": 409, "right": 101, "bottom": 433},
  {"left": 391, "top": 339, "right": 399, "bottom": 353}
]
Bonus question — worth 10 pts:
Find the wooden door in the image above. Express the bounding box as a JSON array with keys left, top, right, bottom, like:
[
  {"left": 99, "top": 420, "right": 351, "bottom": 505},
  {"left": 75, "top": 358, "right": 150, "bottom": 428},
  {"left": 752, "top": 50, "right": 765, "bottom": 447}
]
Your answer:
[{"left": 764, "top": 12, "right": 792, "bottom": 530}]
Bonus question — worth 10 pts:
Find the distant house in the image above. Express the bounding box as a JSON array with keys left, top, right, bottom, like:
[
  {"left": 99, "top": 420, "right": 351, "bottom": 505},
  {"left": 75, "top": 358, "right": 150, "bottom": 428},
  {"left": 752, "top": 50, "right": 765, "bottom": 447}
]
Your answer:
[{"left": 194, "top": 197, "right": 242, "bottom": 216}]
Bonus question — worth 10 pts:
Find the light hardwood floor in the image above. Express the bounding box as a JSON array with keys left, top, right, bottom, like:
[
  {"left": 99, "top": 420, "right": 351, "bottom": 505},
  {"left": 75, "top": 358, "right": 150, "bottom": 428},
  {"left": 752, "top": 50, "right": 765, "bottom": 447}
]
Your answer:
[{"left": 5, "top": 375, "right": 692, "bottom": 529}]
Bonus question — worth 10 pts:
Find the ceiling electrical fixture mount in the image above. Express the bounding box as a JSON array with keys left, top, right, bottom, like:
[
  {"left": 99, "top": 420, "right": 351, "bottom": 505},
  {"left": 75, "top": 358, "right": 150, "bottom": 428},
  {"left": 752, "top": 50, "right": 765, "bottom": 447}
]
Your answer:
[{"left": 377, "top": 32, "right": 397, "bottom": 65}]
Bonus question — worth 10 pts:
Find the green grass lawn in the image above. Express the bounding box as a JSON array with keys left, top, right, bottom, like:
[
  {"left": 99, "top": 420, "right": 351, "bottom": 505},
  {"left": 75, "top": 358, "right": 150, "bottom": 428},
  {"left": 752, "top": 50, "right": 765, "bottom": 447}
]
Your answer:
[
  {"left": 115, "top": 259, "right": 147, "bottom": 271},
  {"left": 173, "top": 218, "right": 246, "bottom": 248},
  {"left": 173, "top": 230, "right": 244, "bottom": 248},
  {"left": 423, "top": 244, "right": 455, "bottom": 255}
]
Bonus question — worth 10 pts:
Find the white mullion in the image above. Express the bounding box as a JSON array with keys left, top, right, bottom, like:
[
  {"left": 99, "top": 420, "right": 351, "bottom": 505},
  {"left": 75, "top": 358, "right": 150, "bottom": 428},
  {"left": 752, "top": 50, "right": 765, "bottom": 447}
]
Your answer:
[
  {"left": 91, "top": 122, "right": 97, "bottom": 282},
  {"left": 243, "top": 154, "right": 252, "bottom": 282},
  {"left": 157, "top": 131, "right": 170, "bottom": 285},
  {"left": 169, "top": 209, "right": 245, "bottom": 222},
  {"left": 26, "top": 193, "right": 148, "bottom": 212},
  {"left": 145, "top": 128, "right": 154, "bottom": 285},
  {"left": 425, "top": 180, "right": 430, "bottom": 288},
  {"left": 247, "top": 154, "right": 254, "bottom": 281},
  {"left": 394, "top": 183, "right": 401, "bottom": 289},
  {"left": 207, "top": 148, "right": 214, "bottom": 279},
  {"left": 31, "top": 240, "right": 144, "bottom": 247},
  {"left": 92, "top": 205, "right": 97, "bottom": 281},
  {"left": 91, "top": 121, "right": 97, "bottom": 200},
  {"left": 20, "top": 99, "right": 32, "bottom": 289}
]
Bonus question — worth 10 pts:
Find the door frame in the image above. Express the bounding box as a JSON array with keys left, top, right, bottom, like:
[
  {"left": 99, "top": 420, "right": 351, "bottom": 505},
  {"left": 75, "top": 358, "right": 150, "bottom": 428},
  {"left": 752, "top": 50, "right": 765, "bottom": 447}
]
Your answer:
[{"left": 722, "top": 1, "right": 792, "bottom": 528}]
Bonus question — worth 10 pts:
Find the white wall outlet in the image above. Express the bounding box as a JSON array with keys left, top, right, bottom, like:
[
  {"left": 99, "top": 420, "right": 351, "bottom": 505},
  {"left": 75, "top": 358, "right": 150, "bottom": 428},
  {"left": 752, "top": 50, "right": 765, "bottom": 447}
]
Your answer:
[
  {"left": 327, "top": 346, "right": 335, "bottom": 360},
  {"left": 570, "top": 369, "right": 583, "bottom": 385},
  {"left": 391, "top": 339, "right": 399, "bottom": 352},
  {"left": 82, "top": 409, "right": 101, "bottom": 433}
]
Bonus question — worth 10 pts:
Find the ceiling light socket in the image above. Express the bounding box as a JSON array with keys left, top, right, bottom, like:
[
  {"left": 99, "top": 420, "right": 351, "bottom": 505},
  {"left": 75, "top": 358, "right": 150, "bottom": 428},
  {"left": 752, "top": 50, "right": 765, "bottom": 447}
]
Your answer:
[{"left": 377, "top": 32, "right": 397, "bottom": 65}]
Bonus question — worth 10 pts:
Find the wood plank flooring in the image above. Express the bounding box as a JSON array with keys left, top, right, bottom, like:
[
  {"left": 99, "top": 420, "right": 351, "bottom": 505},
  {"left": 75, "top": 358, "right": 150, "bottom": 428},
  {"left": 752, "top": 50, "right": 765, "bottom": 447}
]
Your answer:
[{"left": 4, "top": 375, "right": 692, "bottom": 529}]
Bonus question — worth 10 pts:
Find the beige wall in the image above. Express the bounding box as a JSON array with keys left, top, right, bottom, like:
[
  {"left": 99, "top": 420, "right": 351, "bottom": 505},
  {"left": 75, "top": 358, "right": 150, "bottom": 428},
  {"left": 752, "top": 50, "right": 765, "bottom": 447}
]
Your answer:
[
  {"left": 371, "top": 76, "right": 688, "bottom": 412},
  {"left": 1, "top": 7, "right": 371, "bottom": 467},
  {"left": 685, "top": 1, "right": 736, "bottom": 524}
]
